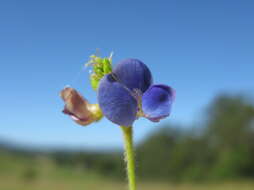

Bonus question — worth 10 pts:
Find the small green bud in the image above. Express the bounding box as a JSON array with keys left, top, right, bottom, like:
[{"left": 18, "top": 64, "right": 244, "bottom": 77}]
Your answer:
[{"left": 86, "top": 52, "right": 113, "bottom": 91}]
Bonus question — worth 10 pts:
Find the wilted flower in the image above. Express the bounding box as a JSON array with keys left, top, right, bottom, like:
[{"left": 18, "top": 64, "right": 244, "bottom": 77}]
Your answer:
[
  {"left": 60, "top": 87, "right": 103, "bottom": 126},
  {"left": 98, "top": 58, "right": 175, "bottom": 127}
]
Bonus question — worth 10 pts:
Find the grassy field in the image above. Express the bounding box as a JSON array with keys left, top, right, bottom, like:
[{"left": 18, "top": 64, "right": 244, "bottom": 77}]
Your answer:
[
  {"left": 1, "top": 175, "right": 254, "bottom": 190},
  {"left": 1, "top": 163, "right": 254, "bottom": 190},
  {"left": 0, "top": 153, "right": 254, "bottom": 190}
]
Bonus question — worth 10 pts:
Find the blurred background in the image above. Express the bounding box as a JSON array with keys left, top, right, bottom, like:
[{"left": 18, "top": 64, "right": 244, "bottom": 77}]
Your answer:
[{"left": 1, "top": 0, "right": 254, "bottom": 189}]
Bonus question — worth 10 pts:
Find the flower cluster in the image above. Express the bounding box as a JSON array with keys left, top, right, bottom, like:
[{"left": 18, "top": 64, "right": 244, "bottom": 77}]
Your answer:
[{"left": 61, "top": 55, "right": 175, "bottom": 127}]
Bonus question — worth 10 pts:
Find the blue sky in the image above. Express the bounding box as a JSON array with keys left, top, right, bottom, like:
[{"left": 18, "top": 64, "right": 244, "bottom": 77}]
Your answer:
[{"left": 0, "top": 0, "right": 254, "bottom": 150}]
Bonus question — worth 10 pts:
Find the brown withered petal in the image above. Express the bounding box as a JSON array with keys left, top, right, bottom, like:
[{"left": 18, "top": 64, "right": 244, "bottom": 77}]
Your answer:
[{"left": 60, "top": 87, "right": 97, "bottom": 126}]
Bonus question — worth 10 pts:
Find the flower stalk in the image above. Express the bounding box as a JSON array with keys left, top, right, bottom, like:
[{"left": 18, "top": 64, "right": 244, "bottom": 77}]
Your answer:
[{"left": 121, "top": 126, "right": 136, "bottom": 190}]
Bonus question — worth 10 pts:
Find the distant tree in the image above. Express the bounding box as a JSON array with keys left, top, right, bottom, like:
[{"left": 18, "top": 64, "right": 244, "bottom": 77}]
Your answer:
[
  {"left": 136, "top": 94, "right": 254, "bottom": 181},
  {"left": 136, "top": 127, "right": 183, "bottom": 180}
]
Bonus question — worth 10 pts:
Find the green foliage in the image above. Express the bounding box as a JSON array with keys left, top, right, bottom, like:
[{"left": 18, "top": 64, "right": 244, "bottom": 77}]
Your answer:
[
  {"left": 136, "top": 128, "right": 180, "bottom": 180},
  {"left": 52, "top": 152, "right": 124, "bottom": 179},
  {"left": 135, "top": 94, "right": 254, "bottom": 182}
]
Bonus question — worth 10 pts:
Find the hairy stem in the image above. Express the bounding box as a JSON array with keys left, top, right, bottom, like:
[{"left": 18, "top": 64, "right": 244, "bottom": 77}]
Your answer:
[{"left": 121, "top": 126, "right": 136, "bottom": 190}]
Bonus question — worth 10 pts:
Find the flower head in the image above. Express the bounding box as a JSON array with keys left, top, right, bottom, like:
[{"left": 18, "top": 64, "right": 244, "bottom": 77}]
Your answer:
[
  {"left": 98, "top": 59, "right": 175, "bottom": 127},
  {"left": 60, "top": 55, "right": 175, "bottom": 127}
]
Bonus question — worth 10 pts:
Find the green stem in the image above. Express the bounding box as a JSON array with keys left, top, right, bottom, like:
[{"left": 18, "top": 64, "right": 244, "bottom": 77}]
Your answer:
[{"left": 121, "top": 126, "right": 136, "bottom": 190}]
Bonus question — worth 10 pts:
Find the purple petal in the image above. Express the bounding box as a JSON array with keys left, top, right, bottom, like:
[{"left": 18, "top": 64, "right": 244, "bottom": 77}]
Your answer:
[
  {"left": 98, "top": 74, "right": 138, "bottom": 126},
  {"left": 142, "top": 84, "right": 175, "bottom": 122},
  {"left": 113, "top": 59, "right": 153, "bottom": 93}
]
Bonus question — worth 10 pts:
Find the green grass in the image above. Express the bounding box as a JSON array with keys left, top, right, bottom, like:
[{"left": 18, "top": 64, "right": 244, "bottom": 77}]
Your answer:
[
  {"left": 0, "top": 153, "right": 254, "bottom": 190},
  {"left": 1, "top": 175, "right": 254, "bottom": 190},
  {"left": 1, "top": 165, "right": 254, "bottom": 190}
]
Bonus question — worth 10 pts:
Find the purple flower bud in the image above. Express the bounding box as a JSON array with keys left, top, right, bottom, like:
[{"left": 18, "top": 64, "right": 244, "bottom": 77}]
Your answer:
[{"left": 98, "top": 59, "right": 175, "bottom": 126}]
